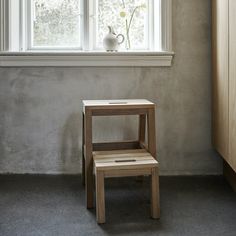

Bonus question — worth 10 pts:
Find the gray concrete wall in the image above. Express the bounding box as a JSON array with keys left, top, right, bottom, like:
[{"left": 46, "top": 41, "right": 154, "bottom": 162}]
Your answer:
[{"left": 0, "top": 0, "right": 222, "bottom": 175}]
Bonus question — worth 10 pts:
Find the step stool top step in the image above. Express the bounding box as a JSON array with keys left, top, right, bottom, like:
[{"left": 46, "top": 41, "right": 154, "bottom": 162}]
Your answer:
[
  {"left": 93, "top": 149, "right": 158, "bottom": 171},
  {"left": 83, "top": 99, "right": 154, "bottom": 108}
]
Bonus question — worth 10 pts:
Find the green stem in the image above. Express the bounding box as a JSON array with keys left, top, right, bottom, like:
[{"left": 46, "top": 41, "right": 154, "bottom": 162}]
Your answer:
[
  {"left": 126, "top": 6, "right": 141, "bottom": 49},
  {"left": 125, "top": 19, "right": 130, "bottom": 49},
  {"left": 128, "top": 6, "right": 139, "bottom": 32}
]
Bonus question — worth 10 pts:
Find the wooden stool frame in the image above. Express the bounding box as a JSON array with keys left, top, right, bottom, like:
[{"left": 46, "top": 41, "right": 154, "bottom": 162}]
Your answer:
[
  {"left": 94, "top": 149, "right": 160, "bottom": 223},
  {"left": 82, "top": 100, "right": 157, "bottom": 210}
]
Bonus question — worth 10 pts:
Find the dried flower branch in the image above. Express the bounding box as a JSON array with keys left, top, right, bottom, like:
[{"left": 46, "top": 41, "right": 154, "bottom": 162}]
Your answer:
[{"left": 120, "top": 1, "right": 146, "bottom": 49}]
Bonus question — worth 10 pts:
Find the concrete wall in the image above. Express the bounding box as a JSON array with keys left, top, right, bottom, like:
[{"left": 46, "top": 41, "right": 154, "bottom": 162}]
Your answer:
[{"left": 0, "top": 0, "right": 222, "bottom": 175}]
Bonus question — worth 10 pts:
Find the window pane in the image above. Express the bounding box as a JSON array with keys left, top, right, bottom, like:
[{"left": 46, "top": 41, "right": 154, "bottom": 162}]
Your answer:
[
  {"left": 32, "top": 0, "right": 81, "bottom": 48},
  {"left": 96, "top": 0, "right": 148, "bottom": 50}
]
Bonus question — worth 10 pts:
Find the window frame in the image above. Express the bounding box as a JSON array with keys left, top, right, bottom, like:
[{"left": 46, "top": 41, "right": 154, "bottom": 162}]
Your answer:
[{"left": 0, "top": 0, "right": 174, "bottom": 67}]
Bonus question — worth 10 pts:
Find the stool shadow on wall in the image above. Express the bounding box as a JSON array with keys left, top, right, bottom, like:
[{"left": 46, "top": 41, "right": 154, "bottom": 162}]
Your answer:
[{"left": 60, "top": 113, "right": 81, "bottom": 174}]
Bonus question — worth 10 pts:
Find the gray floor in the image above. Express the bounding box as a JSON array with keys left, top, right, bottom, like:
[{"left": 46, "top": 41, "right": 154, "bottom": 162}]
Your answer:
[{"left": 0, "top": 175, "right": 236, "bottom": 236}]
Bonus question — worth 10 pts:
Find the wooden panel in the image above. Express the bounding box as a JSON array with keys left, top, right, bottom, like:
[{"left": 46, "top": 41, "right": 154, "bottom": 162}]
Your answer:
[
  {"left": 212, "top": 0, "right": 229, "bottom": 159},
  {"left": 229, "top": 0, "right": 236, "bottom": 172}
]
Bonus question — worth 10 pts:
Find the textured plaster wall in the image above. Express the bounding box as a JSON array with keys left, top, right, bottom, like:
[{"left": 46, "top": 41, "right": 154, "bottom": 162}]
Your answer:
[{"left": 0, "top": 0, "right": 222, "bottom": 175}]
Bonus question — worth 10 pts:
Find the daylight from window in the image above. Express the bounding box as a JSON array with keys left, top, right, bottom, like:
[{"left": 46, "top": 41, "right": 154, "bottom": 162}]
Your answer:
[
  {"left": 33, "top": 0, "right": 81, "bottom": 48},
  {"left": 32, "top": 0, "right": 149, "bottom": 50},
  {"left": 96, "top": 0, "right": 148, "bottom": 50}
]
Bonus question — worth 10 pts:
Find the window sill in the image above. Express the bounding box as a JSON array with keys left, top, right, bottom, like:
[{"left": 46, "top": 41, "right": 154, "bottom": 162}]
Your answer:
[{"left": 0, "top": 51, "right": 174, "bottom": 67}]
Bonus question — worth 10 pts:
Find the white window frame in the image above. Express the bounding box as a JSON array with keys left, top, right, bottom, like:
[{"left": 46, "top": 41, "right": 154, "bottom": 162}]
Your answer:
[
  {"left": 0, "top": 0, "right": 174, "bottom": 67},
  {"left": 0, "top": 0, "right": 9, "bottom": 51}
]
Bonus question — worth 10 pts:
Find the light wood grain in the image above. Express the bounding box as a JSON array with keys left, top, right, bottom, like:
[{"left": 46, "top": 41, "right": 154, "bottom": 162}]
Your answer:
[
  {"left": 147, "top": 108, "right": 157, "bottom": 159},
  {"left": 212, "top": 0, "right": 229, "bottom": 159},
  {"left": 95, "top": 160, "right": 158, "bottom": 171},
  {"left": 93, "top": 149, "right": 160, "bottom": 223},
  {"left": 95, "top": 170, "right": 105, "bottom": 224},
  {"left": 82, "top": 99, "right": 159, "bottom": 221},
  {"left": 93, "top": 149, "right": 158, "bottom": 171},
  {"left": 82, "top": 112, "right": 85, "bottom": 186},
  {"left": 229, "top": 0, "right": 236, "bottom": 172},
  {"left": 94, "top": 154, "right": 153, "bottom": 161},
  {"left": 104, "top": 169, "right": 151, "bottom": 178},
  {"left": 151, "top": 167, "right": 160, "bottom": 219},
  {"left": 83, "top": 99, "right": 154, "bottom": 107},
  {"left": 93, "top": 148, "right": 149, "bottom": 156},
  {"left": 139, "top": 114, "right": 146, "bottom": 144},
  {"left": 212, "top": 0, "right": 236, "bottom": 188},
  {"left": 85, "top": 108, "right": 94, "bottom": 209},
  {"left": 83, "top": 99, "right": 155, "bottom": 116},
  {"left": 89, "top": 108, "right": 149, "bottom": 116}
]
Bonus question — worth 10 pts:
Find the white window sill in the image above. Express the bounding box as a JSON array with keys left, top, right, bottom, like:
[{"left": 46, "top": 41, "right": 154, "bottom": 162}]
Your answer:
[{"left": 0, "top": 51, "right": 174, "bottom": 67}]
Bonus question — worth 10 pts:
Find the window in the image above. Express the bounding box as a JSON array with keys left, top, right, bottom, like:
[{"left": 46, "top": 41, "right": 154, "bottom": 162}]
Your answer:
[
  {"left": 95, "top": 0, "right": 149, "bottom": 50},
  {"left": 0, "top": 0, "right": 173, "bottom": 66},
  {"left": 31, "top": 0, "right": 82, "bottom": 49}
]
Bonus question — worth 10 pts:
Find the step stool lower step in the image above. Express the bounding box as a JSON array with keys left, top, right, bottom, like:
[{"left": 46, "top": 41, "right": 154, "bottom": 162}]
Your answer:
[{"left": 93, "top": 149, "right": 160, "bottom": 224}]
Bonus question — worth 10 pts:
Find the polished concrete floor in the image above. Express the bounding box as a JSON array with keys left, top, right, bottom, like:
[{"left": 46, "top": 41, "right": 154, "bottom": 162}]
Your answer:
[{"left": 0, "top": 175, "right": 235, "bottom": 236}]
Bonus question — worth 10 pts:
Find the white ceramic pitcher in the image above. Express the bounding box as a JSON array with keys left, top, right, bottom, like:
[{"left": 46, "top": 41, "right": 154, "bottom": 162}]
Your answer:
[{"left": 103, "top": 26, "right": 125, "bottom": 52}]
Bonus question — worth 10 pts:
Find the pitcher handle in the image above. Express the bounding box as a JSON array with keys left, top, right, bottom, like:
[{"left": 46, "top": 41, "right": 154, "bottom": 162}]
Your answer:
[{"left": 117, "top": 34, "right": 125, "bottom": 45}]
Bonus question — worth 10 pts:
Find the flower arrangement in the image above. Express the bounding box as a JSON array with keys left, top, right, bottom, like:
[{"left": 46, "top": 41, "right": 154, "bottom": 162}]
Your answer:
[{"left": 120, "top": 0, "right": 146, "bottom": 50}]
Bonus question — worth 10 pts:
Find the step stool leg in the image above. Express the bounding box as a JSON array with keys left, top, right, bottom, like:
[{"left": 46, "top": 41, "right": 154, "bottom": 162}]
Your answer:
[
  {"left": 139, "top": 114, "right": 146, "bottom": 145},
  {"left": 147, "top": 108, "right": 156, "bottom": 159},
  {"left": 82, "top": 112, "right": 85, "bottom": 186},
  {"left": 82, "top": 155, "right": 85, "bottom": 186},
  {"left": 96, "top": 170, "right": 105, "bottom": 224},
  {"left": 151, "top": 167, "right": 160, "bottom": 219},
  {"left": 85, "top": 110, "right": 94, "bottom": 209}
]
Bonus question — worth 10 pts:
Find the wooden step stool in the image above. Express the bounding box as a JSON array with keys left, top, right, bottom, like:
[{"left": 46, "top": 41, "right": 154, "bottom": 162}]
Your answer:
[
  {"left": 93, "top": 149, "right": 160, "bottom": 224},
  {"left": 82, "top": 99, "right": 160, "bottom": 223}
]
